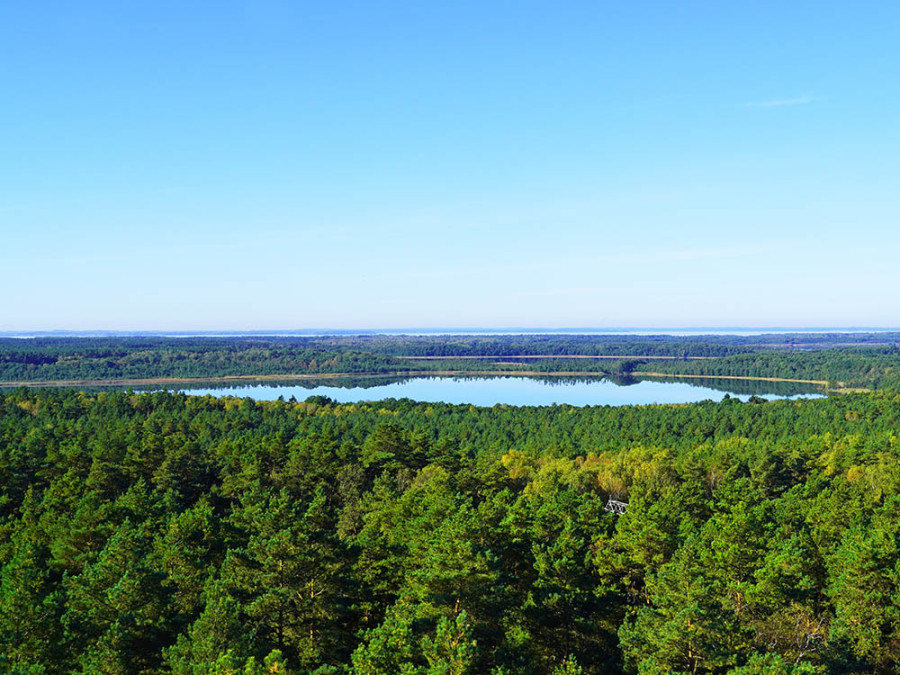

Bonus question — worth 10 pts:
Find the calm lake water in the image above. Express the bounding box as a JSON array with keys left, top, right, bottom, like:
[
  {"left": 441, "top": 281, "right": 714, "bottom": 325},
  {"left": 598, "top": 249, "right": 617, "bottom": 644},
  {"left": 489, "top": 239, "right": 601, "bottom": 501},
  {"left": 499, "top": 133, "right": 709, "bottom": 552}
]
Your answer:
[{"left": 170, "top": 376, "right": 825, "bottom": 407}]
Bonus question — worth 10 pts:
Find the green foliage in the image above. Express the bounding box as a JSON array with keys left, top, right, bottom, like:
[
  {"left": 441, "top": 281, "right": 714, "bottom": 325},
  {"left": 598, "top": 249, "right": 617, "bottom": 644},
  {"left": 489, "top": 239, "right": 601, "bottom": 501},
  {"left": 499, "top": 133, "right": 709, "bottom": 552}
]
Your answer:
[
  {"left": 640, "top": 346, "right": 900, "bottom": 390},
  {"left": 728, "top": 652, "right": 825, "bottom": 674},
  {"left": 0, "top": 337, "right": 406, "bottom": 382},
  {"left": 5, "top": 333, "right": 900, "bottom": 390},
  {"left": 2, "top": 387, "right": 900, "bottom": 671}
]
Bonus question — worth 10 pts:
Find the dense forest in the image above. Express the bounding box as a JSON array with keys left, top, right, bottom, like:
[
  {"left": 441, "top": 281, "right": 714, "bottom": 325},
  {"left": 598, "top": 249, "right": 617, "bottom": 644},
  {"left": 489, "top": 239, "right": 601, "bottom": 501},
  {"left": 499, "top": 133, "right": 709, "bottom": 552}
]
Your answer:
[
  {"left": 3, "top": 334, "right": 900, "bottom": 390},
  {"left": 635, "top": 348, "right": 900, "bottom": 390},
  {"left": 4, "top": 387, "right": 900, "bottom": 672},
  {"left": 0, "top": 338, "right": 408, "bottom": 383}
]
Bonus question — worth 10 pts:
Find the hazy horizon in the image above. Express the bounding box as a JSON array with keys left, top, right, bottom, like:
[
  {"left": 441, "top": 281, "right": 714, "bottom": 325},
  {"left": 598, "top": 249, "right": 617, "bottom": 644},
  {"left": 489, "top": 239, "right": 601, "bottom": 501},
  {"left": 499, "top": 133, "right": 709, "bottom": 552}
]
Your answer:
[{"left": 4, "top": 326, "right": 900, "bottom": 338}]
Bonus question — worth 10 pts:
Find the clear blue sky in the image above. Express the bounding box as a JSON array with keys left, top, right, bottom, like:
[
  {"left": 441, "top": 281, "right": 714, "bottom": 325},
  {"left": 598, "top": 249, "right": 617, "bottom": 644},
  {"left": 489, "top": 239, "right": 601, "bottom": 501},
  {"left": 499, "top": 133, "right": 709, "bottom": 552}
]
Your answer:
[{"left": 3, "top": 1, "right": 898, "bottom": 330}]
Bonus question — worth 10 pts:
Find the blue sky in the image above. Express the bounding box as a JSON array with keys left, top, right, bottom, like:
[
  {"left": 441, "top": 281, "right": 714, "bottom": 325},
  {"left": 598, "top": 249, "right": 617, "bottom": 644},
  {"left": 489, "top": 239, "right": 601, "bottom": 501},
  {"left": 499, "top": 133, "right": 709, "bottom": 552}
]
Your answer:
[{"left": 2, "top": 1, "right": 899, "bottom": 330}]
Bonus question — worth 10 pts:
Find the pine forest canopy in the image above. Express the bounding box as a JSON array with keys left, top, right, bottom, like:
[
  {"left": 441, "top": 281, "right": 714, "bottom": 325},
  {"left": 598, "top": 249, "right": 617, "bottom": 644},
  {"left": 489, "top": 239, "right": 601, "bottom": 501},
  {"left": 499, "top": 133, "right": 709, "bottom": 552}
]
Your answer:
[{"left": 3, "top": 387, "right": 900, "bottom": 672}]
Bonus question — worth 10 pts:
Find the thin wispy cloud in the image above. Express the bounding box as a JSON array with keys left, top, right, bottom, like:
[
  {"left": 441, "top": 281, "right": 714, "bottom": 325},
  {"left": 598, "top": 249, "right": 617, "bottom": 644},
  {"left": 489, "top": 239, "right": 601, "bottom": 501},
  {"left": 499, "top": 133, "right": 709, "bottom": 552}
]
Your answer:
[
  {"left": 519, "top": 287, "right": 638, "bottom": 298},
  {"left": 609, "top": 245, "right": 767, "bottom": 266},
  {"left": 745, "top": 95, "right": 817, "bottom": 108}
]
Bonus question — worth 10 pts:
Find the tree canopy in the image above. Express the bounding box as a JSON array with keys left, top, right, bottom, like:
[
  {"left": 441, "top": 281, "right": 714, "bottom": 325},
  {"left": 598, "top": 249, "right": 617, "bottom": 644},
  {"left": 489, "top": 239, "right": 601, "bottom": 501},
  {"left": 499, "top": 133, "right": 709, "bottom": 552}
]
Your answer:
[{"left": 3, "top": 387, "right": 900, "bottom": 671}]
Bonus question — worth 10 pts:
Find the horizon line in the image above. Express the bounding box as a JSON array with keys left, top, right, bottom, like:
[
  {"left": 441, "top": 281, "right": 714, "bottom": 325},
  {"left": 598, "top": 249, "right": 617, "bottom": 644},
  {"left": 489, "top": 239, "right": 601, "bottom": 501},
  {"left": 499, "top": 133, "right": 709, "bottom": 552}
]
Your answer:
[{"left": 2, "top": 326, "right": 900, "bottom": 337}]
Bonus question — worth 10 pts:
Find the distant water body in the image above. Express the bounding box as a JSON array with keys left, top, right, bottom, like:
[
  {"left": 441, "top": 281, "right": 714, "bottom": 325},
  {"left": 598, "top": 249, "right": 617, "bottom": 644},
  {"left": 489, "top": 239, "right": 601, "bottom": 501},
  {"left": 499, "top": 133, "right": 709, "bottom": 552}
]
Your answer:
[
  {"left": 4, "top": 328, "right": 898, "bottom": 338},
  {"left": 171, "top": 376, "right": 825, "bottom": 408}
]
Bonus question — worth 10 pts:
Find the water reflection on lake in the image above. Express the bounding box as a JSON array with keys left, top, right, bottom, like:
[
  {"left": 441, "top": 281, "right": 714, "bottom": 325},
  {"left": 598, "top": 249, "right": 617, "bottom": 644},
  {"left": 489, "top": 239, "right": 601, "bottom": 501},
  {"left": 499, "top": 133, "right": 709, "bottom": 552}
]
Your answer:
[{"left": 166, "top": 376, "right": 825, "bottom": 407}]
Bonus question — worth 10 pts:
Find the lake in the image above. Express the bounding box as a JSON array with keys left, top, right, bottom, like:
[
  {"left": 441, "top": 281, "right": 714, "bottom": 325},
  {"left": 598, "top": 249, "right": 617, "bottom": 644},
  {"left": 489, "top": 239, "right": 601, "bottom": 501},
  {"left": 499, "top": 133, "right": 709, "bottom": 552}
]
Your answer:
[{"left": 167, "top": 375, "right": 825, "bottom": 407}]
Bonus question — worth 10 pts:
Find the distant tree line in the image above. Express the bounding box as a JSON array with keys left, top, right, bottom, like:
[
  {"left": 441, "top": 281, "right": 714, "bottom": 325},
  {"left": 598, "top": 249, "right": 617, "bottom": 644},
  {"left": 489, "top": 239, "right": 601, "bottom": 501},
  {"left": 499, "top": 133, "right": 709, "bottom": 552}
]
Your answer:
[
  {"left": 4, "top": 336, "right": 900, "bottom": 390},
  {"left": 0, "top": 338, "right": 407, "bottom": 382},
  {"left": 637, "top": 347, "right": 900, "bottom": 389}
]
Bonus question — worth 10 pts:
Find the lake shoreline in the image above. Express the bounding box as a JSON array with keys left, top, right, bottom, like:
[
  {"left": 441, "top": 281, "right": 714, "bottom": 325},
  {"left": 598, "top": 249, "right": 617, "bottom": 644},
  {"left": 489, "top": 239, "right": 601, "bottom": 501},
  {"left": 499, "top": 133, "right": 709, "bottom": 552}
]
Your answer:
[{"left": 0, "top": 369, "right": 842, "bottom": 390}]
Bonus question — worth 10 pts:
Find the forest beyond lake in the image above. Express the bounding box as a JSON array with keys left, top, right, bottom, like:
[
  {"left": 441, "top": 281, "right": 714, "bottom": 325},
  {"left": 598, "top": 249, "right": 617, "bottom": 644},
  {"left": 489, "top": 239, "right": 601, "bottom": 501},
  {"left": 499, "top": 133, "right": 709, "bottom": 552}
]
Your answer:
[{"left": 2, "top": 332, "right": 899, "bottom": 391}]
